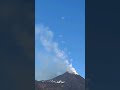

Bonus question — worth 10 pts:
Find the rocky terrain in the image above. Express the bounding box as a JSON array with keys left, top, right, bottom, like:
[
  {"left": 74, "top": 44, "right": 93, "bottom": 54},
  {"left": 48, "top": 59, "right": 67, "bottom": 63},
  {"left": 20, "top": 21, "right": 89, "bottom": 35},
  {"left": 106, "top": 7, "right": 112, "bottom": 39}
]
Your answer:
[{"left": 35, "top": 72, "right": 85, "bottom": 90}]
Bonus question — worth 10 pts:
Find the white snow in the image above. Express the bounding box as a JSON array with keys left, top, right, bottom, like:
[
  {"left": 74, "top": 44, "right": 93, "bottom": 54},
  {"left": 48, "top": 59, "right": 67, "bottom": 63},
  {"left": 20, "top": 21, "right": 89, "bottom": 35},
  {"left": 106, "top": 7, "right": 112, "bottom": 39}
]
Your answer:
[
  {"left": 47, "top": 80, "right": 65, "bottom": 84},
  {"left": 56, "top": 80, "right": 65, "bottom": 83}
]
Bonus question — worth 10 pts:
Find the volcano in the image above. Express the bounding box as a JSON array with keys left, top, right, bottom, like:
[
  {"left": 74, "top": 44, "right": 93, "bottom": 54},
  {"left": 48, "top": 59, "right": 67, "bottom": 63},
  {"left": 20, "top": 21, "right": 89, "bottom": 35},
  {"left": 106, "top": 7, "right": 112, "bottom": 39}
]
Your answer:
[{"left": 35, "top": 72, "right": 85, "bottom": 90}]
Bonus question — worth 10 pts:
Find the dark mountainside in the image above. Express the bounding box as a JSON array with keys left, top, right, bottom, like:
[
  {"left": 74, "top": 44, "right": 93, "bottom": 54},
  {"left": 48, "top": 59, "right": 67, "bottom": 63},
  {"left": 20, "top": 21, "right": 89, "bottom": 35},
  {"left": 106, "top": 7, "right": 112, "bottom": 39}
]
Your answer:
[{"left": 35, "top": 72, "right": 85, "bottom": 90}]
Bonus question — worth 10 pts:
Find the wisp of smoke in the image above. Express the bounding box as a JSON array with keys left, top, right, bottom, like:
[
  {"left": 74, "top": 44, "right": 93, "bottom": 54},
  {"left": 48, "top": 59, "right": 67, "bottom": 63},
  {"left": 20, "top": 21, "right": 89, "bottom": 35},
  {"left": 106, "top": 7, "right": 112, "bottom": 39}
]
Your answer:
[{"left": 35, "top": 24, "right": 78, "bottom": 81}]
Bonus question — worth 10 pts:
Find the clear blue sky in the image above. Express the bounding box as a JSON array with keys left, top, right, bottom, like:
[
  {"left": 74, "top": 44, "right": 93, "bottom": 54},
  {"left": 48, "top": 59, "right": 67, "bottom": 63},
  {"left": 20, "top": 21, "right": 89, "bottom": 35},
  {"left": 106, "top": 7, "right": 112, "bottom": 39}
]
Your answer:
[{"left": 35, "top": 0, "right": 85, "bottom": 79}]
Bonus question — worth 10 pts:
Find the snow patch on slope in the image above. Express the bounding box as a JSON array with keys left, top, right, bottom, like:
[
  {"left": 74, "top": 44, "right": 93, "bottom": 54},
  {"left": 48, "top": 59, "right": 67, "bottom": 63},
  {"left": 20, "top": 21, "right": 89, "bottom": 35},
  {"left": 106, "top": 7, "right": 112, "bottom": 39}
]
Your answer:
[{"left": 43, "top": 80, "right": 65, "bottom": 84}]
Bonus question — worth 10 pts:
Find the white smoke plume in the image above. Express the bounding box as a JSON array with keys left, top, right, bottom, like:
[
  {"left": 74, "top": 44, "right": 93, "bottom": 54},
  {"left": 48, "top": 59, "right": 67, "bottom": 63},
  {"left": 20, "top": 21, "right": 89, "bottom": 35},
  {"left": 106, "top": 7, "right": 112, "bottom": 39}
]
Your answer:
[{"left": 35, "top": 24, "right": 78, "bottom": 81}]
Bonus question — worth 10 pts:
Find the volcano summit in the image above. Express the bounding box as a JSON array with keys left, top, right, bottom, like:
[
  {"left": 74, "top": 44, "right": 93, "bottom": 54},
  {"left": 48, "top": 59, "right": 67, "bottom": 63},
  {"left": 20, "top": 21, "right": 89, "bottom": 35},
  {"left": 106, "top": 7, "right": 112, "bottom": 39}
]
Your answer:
[{"left": 35, "top": 72, "right": 85, "bottom": 90}]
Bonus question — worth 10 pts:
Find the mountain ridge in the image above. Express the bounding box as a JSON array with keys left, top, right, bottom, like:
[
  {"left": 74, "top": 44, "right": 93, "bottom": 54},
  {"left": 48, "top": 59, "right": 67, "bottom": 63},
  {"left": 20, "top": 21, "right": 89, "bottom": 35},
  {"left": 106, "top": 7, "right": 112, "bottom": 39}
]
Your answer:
[{"left": 35, "top": 72, "right": 85, "bottom": 90}]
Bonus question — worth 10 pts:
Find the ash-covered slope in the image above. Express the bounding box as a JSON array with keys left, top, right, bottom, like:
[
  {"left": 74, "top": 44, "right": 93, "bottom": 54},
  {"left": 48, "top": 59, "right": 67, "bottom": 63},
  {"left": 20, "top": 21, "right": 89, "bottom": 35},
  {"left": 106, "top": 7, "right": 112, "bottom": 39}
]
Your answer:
[{"left": 35, "top": 72, "right": 85, "bottom": 90}]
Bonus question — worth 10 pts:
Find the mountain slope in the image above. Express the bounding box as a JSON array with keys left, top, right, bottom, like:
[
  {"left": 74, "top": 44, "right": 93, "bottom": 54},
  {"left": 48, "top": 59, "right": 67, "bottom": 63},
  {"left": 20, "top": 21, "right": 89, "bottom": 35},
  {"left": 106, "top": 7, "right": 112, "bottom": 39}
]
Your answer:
[{"left": 35, "top": 72, "right": 85, "bottom": 90}]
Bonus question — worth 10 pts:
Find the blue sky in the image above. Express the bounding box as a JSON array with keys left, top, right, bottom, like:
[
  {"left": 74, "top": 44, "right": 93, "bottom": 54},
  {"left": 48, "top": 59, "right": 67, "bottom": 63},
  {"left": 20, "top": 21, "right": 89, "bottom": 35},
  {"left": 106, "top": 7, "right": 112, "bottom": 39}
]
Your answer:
[{"left": 35, "top": 0, "right": 85, "bottom": 80}]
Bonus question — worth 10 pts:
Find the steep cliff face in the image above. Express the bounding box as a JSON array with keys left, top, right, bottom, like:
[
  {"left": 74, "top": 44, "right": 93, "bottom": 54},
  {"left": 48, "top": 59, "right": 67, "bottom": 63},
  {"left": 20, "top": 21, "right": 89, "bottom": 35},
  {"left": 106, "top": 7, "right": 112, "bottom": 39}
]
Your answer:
[{"left": 35, "top": 72, "right": 85, "bottom": 90}]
